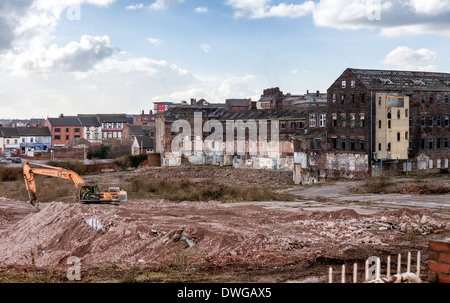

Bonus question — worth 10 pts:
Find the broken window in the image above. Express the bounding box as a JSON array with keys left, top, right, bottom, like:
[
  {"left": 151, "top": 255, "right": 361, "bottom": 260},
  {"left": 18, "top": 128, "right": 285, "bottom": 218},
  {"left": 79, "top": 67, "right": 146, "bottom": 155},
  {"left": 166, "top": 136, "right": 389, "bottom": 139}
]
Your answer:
[
  {"left": 332, "top": 94, "right": 337, "bottom": 103},
  {"left": 332, "top": 115, "right": 337, "bottom": 127},
  {"left": 341, "top": 80, "right": 346, "bottom": 88},
  {"left": 350, "top": 115, "right": 356, "bottom": 128},
  {"left": 341, "top": 115, "right": 346, "bottom": 128},
  {"left": 341, "top": 94, "right": 346, "bottom": 103},
  {"left": 350, "top": 139, "right": 355, "bottom": 151},
  {"left": 309, "top": 115, "right": 316, "bottom": 127},
  {"left": 341, "top": 139, "right": 346, "bottom": 150},
  {"left": 350, "top": 80, "right": 356, "bottom": 88},
  {"left": 360, "top": 139, "right": 365, "bottom": 151},
  {"left": 437, "top": 94, "right": 442, "bottom": 104},
  {"left": 360, "top": 115, "right": 365, "bottom": 127},
  {"left": 319, "top": 114, "right": 326, "bottom": 127}
]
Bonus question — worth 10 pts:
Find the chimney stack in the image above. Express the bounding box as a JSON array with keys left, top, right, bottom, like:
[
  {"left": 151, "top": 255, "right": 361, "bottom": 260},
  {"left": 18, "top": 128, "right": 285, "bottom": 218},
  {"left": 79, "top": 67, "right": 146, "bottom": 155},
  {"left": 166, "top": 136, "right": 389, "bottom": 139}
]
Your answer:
[{"left": 59, "top": 113, "right": 64, "bottom": 118}]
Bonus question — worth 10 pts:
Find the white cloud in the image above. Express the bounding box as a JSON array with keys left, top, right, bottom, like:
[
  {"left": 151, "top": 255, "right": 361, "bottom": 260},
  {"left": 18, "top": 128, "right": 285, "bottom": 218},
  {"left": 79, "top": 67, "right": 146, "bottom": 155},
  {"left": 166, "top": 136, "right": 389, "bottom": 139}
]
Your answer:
[
  {"left": 200, "top": 43, "right": 212, "bottom": 53},
  {"left": 125, "top": 3, "right": 144, "bottom": 10},
  {"left": 1, "top": 35, "right": 117, "bottom": 75},
  {"left": 408, "top": 0, "right": 450, "bottom": 15},
  {"left": 194, "top": 7, "right": 209, "bottom": 13},
  {"left": 149, "top": 0, "right": 184, "bottom": 10},
  {"left": 226, "top": 0, "right": 315, "bottom": 19},
  {"left": 147, "top": 37, "right": 163, "bottom": 46},
  {"left": 381, "top": 46, "right": 438, "bottom": 71}
]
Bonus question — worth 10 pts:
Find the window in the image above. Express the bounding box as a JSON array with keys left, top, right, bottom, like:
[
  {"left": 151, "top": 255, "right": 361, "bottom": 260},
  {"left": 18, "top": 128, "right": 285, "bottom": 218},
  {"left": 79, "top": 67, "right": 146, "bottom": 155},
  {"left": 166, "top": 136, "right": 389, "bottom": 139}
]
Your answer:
[
  {"left": 22, "top": 138, "right": 25, "bottom": 143},
  {"left": 332, "top": 94, "right": 337, "bottom": 103},
  {"left": 360, "top": 115, "right": 365, "bottom": 127},
  {"left": 350, "top": 115, "right": 355, "bottom": 128},
  {"left": 332, "top": 138, "right": 337, "bottom": 149},
  {"left": 397, "top": 110, "right": 401, "bottom": 119},
  {"left": 421, "top": 116, "right": 426, "bottom": 127},
  {"left": 387, "top": 112, "right": 392, "bottom": 119},
  {"left": 405, "top": 132, "right": 408, "bottom": 140},
  {"left": 66, "top": 135, "right": 69, "bottom": 140},
  {"left": 280, "top": 122, "right": 286, "bottom": 129},
  {"left": 445, "top": 116, "right": 449, "bottom": 127},
  {"left": 421, "top": 138, "right": 426, "bottom": 149},
  {"left": 55, "top": 128, "right": 61, "bottom": 133},
  {"left": 422, "top": 94, "right": 426, "bottom": 103},
  {"left": 350, "top": 80, "right": 356, "bottom": 88},
  {"left": 378, "top": 97, "right": 382, "bottom": 106},
  {"left": 378, "top": 143, "right": 382, "bottom": 151},
  {"left": 30, "top": 138, "right": 34, "bottom": 143},
  {"left": 309, "top": 115, "right": 317, "bottom": 127},
  {"left": 360, "top": 93, "right": 365, "bottom": 103},
  {"left": 429, "top": 138, "right": 434, "bottom": 149},
  {"left": 388, "top": 120, "right": 391, "bottom": 129},
  {"left": 341, "top": 139, "right": 346, "bottom": 150},
  {"left": 405, "top": 109, "right": 408, "bottom": 118},
  {"left": 341, "top": 80, "right": 346, "bottom": 88},
  {"left": 437, "top": 116, "right": 442, "bottom": 127},
  {"left": 360, "top": 139, "right": 365, "bottom": 151},
  {"left": 332, "top": 115, "right": 337, "bottom": 127},
  {"left": 341, "top": 115, "right": 346, "bottom": 128},
  {"left": 350, "top": 139, "right": 355, "bottom": 151},
  {"left": 387, "top": 143, "right": 391, "bottom": 152},
  {"left": 429, "top": 116, "right": 433, "bottom": 127},
  {"left": 315, "top": 139, "right": 321, "bottom": 149},
  {"left": 379, "top": 120, "right": 382, "bottom": 129},
  {"left": 6, "top": 139, "right": 10, "bottom": 144},
  {"left": 341, "top": 94, "right": 346, "bottom": 103},
  {"left": 445, "top": 138, "right": 450, "bottom": 149},
  {"left": 430, "top": 94, "right": 434, "bottom": 103},
  {"left": 351, "top": 94, "right": 355, "bottom": 103},
  {"left": 65, "top": 128, "right": 69, "bottom": 132},
  {"left": 437, "top": 138, "right": 442, "bottom": 149},
  {"left": 75, "top": 128, "right": 80, "bottom": 133},
  {"left": 54, "top": 135, "right": 60, "bottom": 140},
  {"left": 409, "top": 115, "right": 413, "bottom": 127},
  {"left": 319, "top": 114, "right": 326, "bottom": 127},
  {"left": 445, "top": 95, "right": 449, "bottom": 104},
  {"left": 437, "top": 94, "right": 442, "bottom": 104},
  {"left": 409, "top": 138, "right": 413, "bottom": 150},
  {"left": 397, "top": 132, "right": 401, "bottom": 142}
]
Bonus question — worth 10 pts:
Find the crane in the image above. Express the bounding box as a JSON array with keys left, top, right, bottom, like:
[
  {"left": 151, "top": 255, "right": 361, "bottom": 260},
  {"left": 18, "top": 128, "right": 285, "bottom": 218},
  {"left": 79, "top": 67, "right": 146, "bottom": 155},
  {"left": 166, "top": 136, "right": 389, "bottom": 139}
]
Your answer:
[{"left": 23, "top": 161, "right": 127, "bottom": 206}]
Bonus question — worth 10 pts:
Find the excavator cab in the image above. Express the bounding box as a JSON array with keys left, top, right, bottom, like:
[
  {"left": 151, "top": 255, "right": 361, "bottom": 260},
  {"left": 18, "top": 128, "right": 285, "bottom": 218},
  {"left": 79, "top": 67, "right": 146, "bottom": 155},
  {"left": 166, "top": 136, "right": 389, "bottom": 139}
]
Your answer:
[{"left": 77, "top": 183, "right": 101, "bottom": 203}]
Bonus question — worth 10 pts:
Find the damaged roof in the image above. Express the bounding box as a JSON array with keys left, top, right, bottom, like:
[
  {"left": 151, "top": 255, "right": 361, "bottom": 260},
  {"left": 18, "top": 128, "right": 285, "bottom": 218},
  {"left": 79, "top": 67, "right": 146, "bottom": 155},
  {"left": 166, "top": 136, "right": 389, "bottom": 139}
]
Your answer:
[
  {"left": 160, "top": 106, "right": 326, "bottom": 122},
  {"left": 348, "top": 68, "right": 450, "bottom": 92}
]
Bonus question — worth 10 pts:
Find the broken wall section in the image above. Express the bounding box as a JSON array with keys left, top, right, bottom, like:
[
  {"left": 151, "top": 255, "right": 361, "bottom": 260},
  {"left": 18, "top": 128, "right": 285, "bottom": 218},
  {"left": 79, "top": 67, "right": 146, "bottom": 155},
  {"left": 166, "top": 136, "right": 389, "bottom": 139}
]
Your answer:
[{"left": 293, "top": 151, "right": 369, "bottom": 185}]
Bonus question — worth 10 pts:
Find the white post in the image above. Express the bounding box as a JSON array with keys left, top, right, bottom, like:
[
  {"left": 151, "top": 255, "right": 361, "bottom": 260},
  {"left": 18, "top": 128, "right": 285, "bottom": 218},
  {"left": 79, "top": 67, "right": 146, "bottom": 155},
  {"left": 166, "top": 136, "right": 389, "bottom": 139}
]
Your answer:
[
  {"left": 416, "top": 251, "right": 421, "bottom": 276},
  {"left": 365, "top": 259, "right": 369, "bottom": 282},
  {"left": 397, "top": 253, "right": 401, "bottom": 275},
  {"left": 407, "top": 251, "right": 411, "bottom": 273},
  {"left": 375, "top": 257, "right": 381, "bottom": 280},
  {"left": 329, "top": 267, "right": 333, "bottom": 283},
  {"left": 342, "top": 264, "right": 346, "bottom": 283},
  {"left": 353, "top": 263, "right": 358, "bottom": 283},
  {"left": 387, "top": 255, "right": 391, "bottom": 277}
]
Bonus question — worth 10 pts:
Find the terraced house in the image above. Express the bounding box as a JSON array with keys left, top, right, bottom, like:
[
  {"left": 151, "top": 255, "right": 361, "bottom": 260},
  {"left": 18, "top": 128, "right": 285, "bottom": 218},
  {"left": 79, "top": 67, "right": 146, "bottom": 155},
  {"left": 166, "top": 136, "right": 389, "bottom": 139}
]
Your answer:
[{"left": 327, "top": 68, "right": 450, "bottom": 173}]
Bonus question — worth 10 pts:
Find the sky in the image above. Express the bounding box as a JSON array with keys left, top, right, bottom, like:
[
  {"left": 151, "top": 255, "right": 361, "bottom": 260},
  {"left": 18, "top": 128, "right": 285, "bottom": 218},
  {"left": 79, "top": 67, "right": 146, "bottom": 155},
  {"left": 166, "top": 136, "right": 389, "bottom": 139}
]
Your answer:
[{"left": 1, "top": 0, "right": 450, "bottom": 119}]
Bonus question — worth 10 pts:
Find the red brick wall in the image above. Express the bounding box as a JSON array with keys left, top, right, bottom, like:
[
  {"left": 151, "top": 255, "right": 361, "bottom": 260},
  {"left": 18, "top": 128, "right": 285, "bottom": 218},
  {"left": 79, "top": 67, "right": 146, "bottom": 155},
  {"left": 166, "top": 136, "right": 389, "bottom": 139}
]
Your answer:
[{"left": 428, "top": 239, "right": 450, "bottom": 283}]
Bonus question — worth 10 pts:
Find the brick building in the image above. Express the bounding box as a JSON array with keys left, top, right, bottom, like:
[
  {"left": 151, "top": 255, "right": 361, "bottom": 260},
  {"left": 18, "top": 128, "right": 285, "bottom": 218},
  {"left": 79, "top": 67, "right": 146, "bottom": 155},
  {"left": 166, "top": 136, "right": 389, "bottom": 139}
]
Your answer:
[
  {"left": 45, "top": 116, "right": 83, "bottom": 147},
  {"left": 327, "top": 68, "right": 450, "bottom": 173}
]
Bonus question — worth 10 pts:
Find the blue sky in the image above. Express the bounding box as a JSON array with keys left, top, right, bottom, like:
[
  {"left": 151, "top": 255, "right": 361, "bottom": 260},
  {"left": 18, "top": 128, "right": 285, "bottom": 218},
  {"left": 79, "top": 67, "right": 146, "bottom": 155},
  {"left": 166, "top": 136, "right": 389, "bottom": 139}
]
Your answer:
[{"left": 1, "top": 0, "right": 450, "bottom": 119}]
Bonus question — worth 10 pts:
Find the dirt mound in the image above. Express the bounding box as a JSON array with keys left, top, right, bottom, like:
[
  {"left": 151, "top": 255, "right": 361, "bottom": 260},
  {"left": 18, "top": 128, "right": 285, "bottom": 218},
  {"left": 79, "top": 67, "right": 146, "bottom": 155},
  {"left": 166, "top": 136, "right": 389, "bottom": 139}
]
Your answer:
[{"left": 0, "top": 201, "right": 448, "bottom": 269}]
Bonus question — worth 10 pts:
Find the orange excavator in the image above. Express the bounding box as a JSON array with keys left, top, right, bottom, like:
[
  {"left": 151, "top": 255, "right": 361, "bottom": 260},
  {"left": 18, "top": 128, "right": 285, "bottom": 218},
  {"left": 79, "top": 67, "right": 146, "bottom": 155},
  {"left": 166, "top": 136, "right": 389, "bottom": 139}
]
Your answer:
[{"left": 23, "top": 161, "right": 127, "bottom": 206}]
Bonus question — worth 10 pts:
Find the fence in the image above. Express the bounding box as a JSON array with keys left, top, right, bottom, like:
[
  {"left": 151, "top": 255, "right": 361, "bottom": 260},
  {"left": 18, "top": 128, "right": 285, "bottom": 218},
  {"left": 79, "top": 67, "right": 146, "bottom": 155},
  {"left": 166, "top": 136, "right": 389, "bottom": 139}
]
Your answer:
[{"left": 328, "top": 251, "right": 422, "bottom": 283}]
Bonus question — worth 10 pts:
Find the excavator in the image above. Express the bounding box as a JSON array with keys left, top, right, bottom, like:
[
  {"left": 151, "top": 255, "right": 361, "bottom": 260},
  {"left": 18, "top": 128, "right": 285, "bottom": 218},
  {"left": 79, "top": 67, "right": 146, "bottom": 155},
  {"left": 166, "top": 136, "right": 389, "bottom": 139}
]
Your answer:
[{"left": 23, "top": 161, "right": 127, "bottom": 206}]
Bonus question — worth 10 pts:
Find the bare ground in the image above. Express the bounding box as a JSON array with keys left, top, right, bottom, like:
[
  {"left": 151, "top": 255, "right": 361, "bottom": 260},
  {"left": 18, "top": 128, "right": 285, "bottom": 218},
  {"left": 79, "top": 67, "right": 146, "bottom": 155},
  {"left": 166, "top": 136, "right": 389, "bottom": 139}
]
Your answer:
[{"left": 0, "top": 166, "right": 449, "bottom": 283}]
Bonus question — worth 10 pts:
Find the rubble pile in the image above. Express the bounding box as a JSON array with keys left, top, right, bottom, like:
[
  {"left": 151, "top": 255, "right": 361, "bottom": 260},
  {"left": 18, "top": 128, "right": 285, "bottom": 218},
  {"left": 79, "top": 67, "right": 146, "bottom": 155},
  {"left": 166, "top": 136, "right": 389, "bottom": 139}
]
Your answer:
[{"left": 0, "top": 200, "right": 448, "bottom": 269}]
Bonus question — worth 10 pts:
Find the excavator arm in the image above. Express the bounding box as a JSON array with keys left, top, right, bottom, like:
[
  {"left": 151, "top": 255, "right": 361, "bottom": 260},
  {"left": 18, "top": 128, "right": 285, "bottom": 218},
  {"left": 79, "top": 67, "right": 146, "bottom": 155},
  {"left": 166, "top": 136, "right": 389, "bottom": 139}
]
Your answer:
[{"left": 23, "top": 161, "right": 86, "bottom": 206}]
